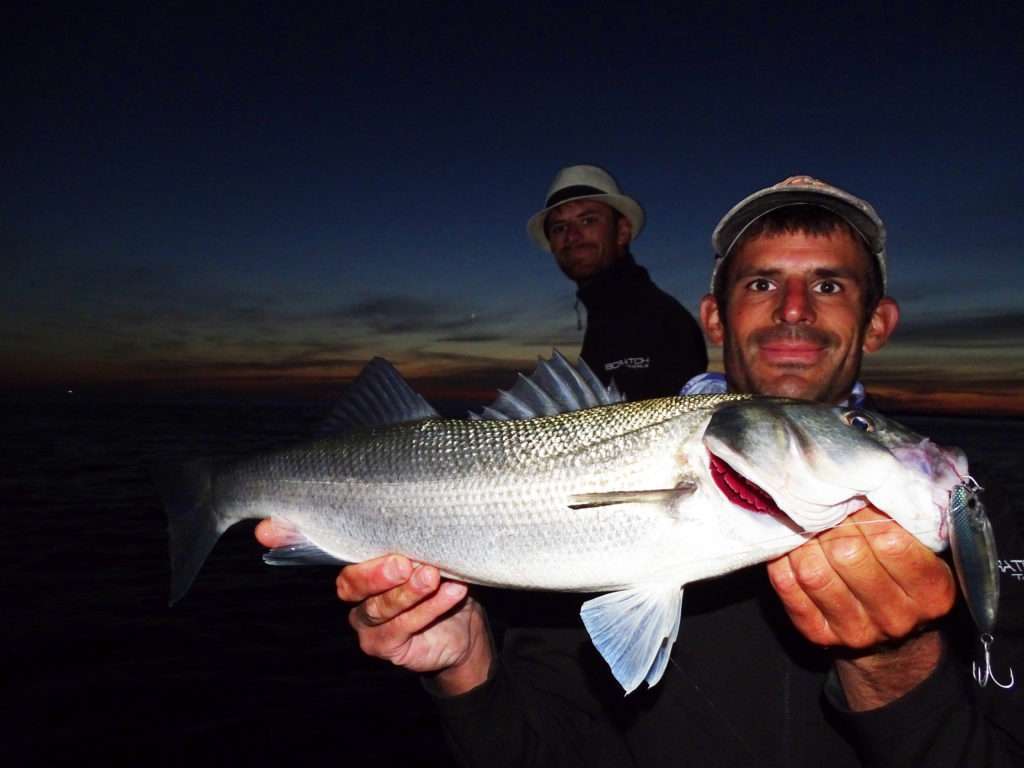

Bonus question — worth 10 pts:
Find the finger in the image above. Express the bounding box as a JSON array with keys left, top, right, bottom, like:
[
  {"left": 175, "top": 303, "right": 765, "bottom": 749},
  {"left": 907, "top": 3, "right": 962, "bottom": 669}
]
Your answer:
[
  {"left": 849, "top": 515, "right": 955, "bottom": 622},
  {"left": 351, "top": 563, "right": 442, "bottom": 627},
  {"left": 813, "top": 519, "right": 909, "bottom": 644},
  {"left": 337, "top": 555, "right": 414, "bottom": 603},
  {"left": 254, "top": 517, "right": 301, "bottom": 548},
  {"left": 812, "top": 509, "right": 951, "bottom": 642},
  {"left": 766, "top": 553, "right": 835, "bottom": 645},
  {"left": 770, "top": 541, "right": 865, "bottom": 646},
  {"left": 355, "top": 582, "right": 470, "bottom": 661}
]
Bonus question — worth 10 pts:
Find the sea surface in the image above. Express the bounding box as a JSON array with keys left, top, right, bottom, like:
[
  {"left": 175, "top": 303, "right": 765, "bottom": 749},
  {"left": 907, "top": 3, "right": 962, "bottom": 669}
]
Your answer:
[{"left": 7, "top": 393, "right": 1023, "bottom": 766}]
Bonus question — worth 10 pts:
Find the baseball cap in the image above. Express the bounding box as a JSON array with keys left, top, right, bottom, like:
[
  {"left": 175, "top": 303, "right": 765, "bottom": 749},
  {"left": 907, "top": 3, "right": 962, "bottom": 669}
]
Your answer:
[{"left": 710, "top": 175, "right": 887, "bottom": 292}]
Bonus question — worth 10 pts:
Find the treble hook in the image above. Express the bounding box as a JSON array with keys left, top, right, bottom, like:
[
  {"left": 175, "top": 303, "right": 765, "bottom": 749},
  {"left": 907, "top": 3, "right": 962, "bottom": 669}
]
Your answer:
[{"left": 973, "top": 633, "right": 1015, "bottom": 690}]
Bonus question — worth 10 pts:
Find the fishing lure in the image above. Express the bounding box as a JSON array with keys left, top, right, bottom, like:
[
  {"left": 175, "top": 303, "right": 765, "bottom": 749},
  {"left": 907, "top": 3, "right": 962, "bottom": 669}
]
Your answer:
[{"left": 947, "top": 478, "right": 1014, "bottom": 689}]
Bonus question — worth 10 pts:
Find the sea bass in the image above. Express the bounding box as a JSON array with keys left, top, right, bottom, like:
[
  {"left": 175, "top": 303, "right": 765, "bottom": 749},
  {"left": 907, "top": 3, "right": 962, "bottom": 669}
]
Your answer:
[{"left": 161, "top": 353, "right": 970, "bottom": 693}]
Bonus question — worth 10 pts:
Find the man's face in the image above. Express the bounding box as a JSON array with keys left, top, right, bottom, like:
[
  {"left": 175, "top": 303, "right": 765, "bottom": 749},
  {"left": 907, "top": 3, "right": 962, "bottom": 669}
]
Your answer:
[
  {"left": 546, "top": 200, "right": 631, "bottom": 283},
  {"left": 700, "top": 229, "right": 899, "bottom": 404}
]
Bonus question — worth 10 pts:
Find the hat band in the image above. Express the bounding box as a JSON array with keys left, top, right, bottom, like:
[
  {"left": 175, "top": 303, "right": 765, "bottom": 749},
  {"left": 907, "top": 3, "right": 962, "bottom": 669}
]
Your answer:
[{"left": 545, "top": 185, "right": 606, "bottom": 208}]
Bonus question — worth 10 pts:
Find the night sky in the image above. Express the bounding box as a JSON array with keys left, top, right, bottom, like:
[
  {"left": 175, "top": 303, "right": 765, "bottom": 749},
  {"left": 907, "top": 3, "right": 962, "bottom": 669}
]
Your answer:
[{"left": 6, "top": 3, "right": 1022, "bottom": 412}]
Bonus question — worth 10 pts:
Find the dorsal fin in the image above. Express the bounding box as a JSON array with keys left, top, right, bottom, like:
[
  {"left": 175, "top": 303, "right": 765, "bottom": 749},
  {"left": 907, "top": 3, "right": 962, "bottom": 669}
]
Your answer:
[
  {"left": 320, "top": 357, "right": 439, "bottom": 434},
  {"left": 470, "top": 350, "right": 624, "bottom": 421}
]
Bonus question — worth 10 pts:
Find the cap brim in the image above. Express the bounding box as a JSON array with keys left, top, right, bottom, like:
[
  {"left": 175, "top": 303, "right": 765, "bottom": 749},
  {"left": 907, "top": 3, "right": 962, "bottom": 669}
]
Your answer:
[
  {"left": 712, "top": 188, "right": 885, "bottom": 259},
  {"left": 527, "top": 194, "right": 645, "bottom": 251}
]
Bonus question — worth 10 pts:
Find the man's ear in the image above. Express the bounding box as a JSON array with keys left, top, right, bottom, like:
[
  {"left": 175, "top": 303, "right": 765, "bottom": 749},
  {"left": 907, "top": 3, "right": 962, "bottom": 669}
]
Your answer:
[
  {"left": 700, "top": 294, "right": 724, "bottom": 345},
  {"left": 863, "top": 297, "right": 899, "bottom": 353},
  {"left": 616, "top": 215, "right": 632, "bottom": 248}
]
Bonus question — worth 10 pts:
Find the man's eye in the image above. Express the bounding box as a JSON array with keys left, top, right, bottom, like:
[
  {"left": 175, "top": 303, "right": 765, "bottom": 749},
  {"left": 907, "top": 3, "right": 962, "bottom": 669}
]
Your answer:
[
  {"left": 548, "top": 223, "right": 566, "bottom": 235},
  {"left": 814, "top": 280, "right": 841, "bottom": 295},
  {"left": 581, "top": 216, "right": 597, "bottom": 225},
  {"left": 747, "top": 278, "right": 774, "bottom": 292}
]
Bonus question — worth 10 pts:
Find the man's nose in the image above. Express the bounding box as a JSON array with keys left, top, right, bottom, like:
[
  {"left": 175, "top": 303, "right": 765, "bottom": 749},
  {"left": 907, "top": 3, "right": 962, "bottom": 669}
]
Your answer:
[
  {"left": 775, "top": 278, "right": 815, "bottom": 324},
  {"left": 563, "top": 222, "right": 581, "bottom": 244}
]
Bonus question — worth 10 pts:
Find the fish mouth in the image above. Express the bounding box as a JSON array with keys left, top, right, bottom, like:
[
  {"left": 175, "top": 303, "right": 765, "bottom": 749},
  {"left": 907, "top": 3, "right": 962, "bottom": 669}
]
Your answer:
[{"left": 709, "top": 451, "right": 783, "bottom": 516}]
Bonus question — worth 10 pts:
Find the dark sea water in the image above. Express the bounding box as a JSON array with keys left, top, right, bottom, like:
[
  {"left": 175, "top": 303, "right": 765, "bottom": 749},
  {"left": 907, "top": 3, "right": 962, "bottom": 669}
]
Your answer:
[{"left": 7, "top": 393, "right": 1023, "bottom": 766}]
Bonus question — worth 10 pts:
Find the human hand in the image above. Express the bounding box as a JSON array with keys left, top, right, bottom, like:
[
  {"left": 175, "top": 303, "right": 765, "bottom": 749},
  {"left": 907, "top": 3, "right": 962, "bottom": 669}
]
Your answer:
[
  {"left": 255, "top": 519, "right": 494, "bottom": 696},
  {"left": 766, "top": 506, "right": 956, "bottom": 709}
]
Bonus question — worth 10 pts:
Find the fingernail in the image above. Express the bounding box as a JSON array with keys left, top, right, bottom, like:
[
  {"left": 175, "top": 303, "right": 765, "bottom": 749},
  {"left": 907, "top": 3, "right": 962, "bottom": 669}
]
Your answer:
[
  {"left": 412, "top": 566, "right": 434, "bottom": 589},
  {"left": 442, "top": 582, "right": 466, "bottom": 599},
  {"left": 385, "top": 557, "right": 410, "bottom": 582}
]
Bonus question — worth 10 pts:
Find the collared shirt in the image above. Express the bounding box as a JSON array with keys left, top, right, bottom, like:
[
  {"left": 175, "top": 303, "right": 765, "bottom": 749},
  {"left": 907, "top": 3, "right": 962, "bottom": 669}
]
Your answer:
[{"left": 680, "top": 372, "right": 866, "bottom": 408}]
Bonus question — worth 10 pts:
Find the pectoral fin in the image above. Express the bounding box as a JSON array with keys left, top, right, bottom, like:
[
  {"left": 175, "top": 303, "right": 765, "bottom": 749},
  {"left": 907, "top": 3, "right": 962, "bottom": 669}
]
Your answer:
[
  {"left": 580, "top": 584, "right": 685, "bottom": 694},
  {"left": 569, "top": 484, "right": 696, "bottom": 510}
]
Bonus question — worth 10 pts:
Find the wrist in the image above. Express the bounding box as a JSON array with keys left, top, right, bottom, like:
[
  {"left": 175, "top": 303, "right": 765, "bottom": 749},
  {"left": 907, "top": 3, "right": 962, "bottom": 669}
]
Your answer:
[{"left": 834, "top": 628, "right": 943, "bottom": 711}]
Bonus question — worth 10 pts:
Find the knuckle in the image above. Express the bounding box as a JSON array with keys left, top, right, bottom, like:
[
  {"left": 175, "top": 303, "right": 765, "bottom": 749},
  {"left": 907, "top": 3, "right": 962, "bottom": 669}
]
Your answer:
[
  {"left": 825, "top": 538, "right": 871, "bottom": 569},
  {"left": 356, "top": 631, "right": 384, "bottom": 658},
  {"left": 843, "top": 630, "right": 878, "bottom": 649},
  {"left": 766, "top": 559, "right": 797, "bottom": 592},
  {"left": 833, "top": 619, "right": 879, "bottom": 648},
  {"left": 336, "top": 570, "right": 359, "bottom": 602},
  {"left": 348, "top": 605, "right": 367, "bottom": 631},
  {"left": 924, "top": 580, "right": 957, "bottom": 620},
  {"left": 351, "top": 598, "right": 384, "bottom": 628},
  {"left": 792, "top": 557, "right": 836, "bottom": 592},
  {"left": 871, "top": 529, "right": 914, "bottom": 558},
  {"left": 877, "top": 613, "right": 917, "bottom": 641}
]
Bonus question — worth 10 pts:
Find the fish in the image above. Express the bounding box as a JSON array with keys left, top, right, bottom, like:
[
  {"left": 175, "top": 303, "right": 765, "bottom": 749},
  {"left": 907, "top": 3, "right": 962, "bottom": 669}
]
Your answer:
[
  {"left": 159, "top": 352, "right": 970, "bottom": 693},
  {"left": 947, "top": 479, "right": 1000, "bottom": 634}
]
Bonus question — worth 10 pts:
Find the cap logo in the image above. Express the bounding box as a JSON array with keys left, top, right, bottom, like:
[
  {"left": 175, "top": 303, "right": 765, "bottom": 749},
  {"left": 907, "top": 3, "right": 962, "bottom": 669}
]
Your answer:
[{"left": 779, "top": 175, "right": 829, "bottom": 189}]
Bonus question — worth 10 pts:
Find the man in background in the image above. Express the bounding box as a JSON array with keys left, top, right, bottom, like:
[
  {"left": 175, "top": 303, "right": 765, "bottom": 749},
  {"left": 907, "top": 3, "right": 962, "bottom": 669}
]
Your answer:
[{"left": 527, "top": 164, "right": 706, "bottom": 400}]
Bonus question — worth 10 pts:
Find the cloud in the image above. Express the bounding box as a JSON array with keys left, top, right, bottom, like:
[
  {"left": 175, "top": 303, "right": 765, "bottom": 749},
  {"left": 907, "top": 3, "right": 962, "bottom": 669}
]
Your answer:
[
  {"left": 436, "top": 332, "right": 504, "bottom": 343},
  {"left": 520, "top": 333, "right": 585, "bottom": 348},
  {"left": 331, "top": 295, "right": 509, "bottom": 337},
  {"left": 138, "top": 355, "right": 367, "bottom": 374},
  {"left": 893, "top": 310, "right": 1024, "bottom": 347}
]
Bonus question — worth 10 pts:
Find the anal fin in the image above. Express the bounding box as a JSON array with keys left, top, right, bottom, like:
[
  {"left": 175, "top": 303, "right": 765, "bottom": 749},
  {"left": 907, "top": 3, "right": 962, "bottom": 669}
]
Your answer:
[{"left": 580, "top": 584, "right": 685, "bottom": 694}]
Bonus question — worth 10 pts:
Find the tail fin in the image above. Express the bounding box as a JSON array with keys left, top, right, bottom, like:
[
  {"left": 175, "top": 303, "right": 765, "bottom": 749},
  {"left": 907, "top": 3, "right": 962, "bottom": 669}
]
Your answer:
[{"left": 156, "top": 460, "right": 230, "bottom": 605}]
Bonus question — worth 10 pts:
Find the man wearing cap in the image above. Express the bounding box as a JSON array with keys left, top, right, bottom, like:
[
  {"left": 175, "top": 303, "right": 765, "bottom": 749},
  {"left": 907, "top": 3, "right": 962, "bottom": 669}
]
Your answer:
[
  {"left": 526, "top": 164, "right": 707, "bottom": 402},
  {"left": 256, "top": 177, "right": 1022, "bottom": 766}
]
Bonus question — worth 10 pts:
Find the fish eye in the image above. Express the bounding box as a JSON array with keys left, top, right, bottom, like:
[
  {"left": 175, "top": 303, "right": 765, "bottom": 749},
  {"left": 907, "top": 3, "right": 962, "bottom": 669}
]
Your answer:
[{"left": 842, "top": 410, "right": 875, "bottom": 432}]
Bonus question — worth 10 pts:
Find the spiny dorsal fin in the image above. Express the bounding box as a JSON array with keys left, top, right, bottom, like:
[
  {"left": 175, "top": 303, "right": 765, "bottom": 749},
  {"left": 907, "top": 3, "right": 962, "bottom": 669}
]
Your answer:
[
  {"left": 470, "top": 350, "right": 624, "bottom": 420},
  {"left": 320, "top": 357, "right": 439, "bottom": 434}
]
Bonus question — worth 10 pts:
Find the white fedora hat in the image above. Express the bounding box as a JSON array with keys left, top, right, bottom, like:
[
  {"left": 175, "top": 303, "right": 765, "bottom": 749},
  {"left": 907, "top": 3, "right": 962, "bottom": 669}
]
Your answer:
[{"left": 527, "top": 165, "right": 645, "bottom": 252}]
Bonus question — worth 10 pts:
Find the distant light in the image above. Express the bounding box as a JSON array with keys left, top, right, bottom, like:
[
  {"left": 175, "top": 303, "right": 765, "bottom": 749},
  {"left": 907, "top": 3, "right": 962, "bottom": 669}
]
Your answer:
[{"left": 67, "top": 389, "right": 74, "bottom": 395}]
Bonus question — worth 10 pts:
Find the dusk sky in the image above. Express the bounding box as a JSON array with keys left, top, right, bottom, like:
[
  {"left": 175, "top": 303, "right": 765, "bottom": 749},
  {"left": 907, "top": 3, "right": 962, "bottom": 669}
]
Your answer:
[{"left": 6, "top": 4, "right": 1022, "bottom": 412}]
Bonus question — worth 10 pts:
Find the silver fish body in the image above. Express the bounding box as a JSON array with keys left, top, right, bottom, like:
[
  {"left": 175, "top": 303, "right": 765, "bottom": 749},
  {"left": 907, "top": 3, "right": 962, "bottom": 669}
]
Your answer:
[
  {"left": 948, "top": 480, "right": 1000, "bottom": 634},
  {"left": 174, "top": 393, "right": 756, "bottom": 595},
  {"left": 161, "top": 354, "right": 970, "bottom": 693}
]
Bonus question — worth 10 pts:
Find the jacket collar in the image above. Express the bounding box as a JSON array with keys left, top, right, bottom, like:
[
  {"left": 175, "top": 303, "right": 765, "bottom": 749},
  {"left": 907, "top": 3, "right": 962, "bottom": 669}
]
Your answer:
[{"left": 576, "top": 254, "right": 649, "bottom": 309}]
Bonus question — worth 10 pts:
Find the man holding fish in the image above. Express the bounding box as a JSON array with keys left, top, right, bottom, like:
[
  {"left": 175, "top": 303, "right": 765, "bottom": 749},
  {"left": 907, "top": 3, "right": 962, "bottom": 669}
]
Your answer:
[{"left": 255, "top": 176, "right": 1022, "bottom": 765}]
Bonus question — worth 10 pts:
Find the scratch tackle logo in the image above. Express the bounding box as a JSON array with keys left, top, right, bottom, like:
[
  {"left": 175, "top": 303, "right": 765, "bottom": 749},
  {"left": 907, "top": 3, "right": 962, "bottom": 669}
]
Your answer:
[
  {"left": 605, "top": 356, "right": 651, "bottom": 372},
  {"left": 999, "top": 559, "right": 1024, "bottom": 582}
]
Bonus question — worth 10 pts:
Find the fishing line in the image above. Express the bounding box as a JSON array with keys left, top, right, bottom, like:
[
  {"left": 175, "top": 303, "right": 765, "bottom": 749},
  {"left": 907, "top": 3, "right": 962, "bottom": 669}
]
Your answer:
[{"left": 658, "top": 516, "right": 941, "bottom": 570}]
